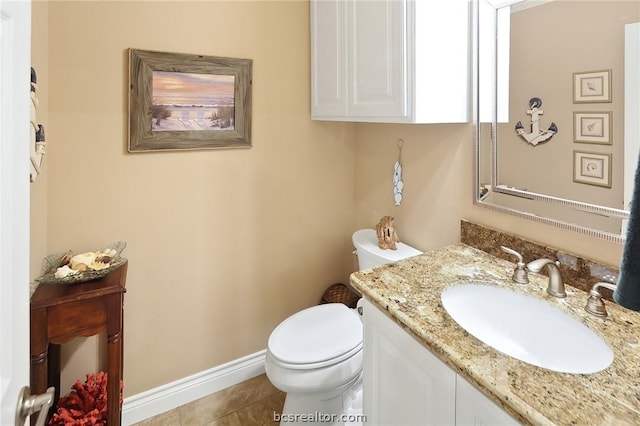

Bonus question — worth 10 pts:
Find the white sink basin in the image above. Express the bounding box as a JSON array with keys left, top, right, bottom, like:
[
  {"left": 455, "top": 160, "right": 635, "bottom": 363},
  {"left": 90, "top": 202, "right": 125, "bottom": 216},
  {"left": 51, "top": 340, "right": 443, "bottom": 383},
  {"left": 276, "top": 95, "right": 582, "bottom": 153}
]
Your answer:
[{"left": 441, "top": 284, "right": 613, "bottom": 374}]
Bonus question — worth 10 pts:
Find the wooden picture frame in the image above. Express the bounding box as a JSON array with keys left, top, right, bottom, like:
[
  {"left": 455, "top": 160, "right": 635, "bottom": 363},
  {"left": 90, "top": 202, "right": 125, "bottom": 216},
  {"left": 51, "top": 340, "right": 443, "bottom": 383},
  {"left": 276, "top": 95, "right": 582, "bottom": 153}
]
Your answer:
[
  {"left": 128, "top": 49, "right": 252, "bottom": 152},
  {"left": 573, "top": 151, "right": 612, "bottom": 188},
  {"left": 573, "top": 69, "right": 611, "bottom": 103},
  {"left": 573, "top": 112, "right": 612, "bottom": 145}
]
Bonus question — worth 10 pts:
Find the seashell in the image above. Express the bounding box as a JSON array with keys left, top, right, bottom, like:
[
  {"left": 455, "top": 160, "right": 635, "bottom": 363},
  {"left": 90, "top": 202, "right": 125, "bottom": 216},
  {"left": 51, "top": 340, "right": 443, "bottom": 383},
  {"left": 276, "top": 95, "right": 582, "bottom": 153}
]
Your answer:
[
  {"left": 89, "top": 262, "right": 110, "bottom": 271},
  {"left": 54, "top": 265, "right": 79, "bottom": 279},
  {"left": 102, "top": 248, "right": 117, "bottom": 258},
  {"left": 72, "top": 263, "right": 89, "bottom": 272},
  {"left": 95, "top": 255, "right": 112, "bottom": 265},
  {"left": 59, "top": 250, "right": 73, "bottom": 267},
  {"left": 70, "top": 252, "right": 97, "bottom": 270}
]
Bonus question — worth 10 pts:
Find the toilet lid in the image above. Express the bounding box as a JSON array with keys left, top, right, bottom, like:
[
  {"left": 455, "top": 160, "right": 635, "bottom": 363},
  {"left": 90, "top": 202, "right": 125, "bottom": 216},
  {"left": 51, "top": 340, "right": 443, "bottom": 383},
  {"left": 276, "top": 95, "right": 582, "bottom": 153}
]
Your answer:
[
  {"left": 268, "top": 303, "right": 363, "bottom": 365},
  {"left": 352, "top": 229, "right": 422, "bottom": 262}
]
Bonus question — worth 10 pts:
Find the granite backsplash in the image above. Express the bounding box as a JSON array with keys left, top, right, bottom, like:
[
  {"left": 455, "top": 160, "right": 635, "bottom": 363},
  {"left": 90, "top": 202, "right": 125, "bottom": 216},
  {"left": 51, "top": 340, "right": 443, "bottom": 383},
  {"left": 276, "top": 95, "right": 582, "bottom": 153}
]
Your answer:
[{"left": 460, "top": 220, "right": 619, "bottom": 300}]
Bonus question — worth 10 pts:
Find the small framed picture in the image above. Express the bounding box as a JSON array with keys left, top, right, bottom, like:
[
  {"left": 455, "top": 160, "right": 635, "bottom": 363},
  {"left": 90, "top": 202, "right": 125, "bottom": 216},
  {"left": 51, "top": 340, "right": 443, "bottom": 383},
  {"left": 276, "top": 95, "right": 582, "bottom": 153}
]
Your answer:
[
  {"left": 573, "top": 151, "right": 612, "bottom": 188},
  {"left": 573, "top": 112, "right": 612, "bottom": 144},
  {"left": 573, "top": 69, "right": 611, "bottom": 103}
]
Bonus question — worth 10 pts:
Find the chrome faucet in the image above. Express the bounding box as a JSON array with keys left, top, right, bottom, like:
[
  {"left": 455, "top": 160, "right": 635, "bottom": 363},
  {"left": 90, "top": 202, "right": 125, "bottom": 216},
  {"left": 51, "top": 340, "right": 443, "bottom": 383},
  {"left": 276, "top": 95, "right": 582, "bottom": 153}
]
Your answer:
[
  {"left": 585, "top": 282, "right": 617, "bottom": 318},
  {"left": 526, "top": 258, "right": 566, "bottom": 298}
]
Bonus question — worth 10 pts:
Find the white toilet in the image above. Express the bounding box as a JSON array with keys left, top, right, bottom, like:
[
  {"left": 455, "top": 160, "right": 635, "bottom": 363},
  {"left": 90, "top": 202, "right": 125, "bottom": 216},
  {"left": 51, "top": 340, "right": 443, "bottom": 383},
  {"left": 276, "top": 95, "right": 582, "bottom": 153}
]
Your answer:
[{"left": 265, "top": 228, "right": 422, "bottom": 425}]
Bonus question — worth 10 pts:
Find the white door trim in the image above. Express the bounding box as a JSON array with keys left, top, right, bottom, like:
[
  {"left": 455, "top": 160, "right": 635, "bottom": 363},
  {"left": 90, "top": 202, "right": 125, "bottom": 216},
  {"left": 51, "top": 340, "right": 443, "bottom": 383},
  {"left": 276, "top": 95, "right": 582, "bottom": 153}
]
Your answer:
[{"left": 0, "top": 0, "right": 32, "bottom": 424}]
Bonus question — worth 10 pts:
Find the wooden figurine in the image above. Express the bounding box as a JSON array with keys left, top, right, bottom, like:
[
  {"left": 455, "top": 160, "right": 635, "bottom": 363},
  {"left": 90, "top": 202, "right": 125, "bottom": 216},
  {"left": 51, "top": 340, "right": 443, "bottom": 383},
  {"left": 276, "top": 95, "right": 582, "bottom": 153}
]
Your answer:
[{"left": 376, "top": 216, "right": 400, "bottom": 250}]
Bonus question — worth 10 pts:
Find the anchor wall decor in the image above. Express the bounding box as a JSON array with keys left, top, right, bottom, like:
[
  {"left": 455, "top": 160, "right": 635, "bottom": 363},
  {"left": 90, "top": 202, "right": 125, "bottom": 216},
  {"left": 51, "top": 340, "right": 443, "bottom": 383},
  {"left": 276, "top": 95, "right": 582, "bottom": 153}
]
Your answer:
[{"left": 515, "top": 97, "right": 557, "bottom": 146}]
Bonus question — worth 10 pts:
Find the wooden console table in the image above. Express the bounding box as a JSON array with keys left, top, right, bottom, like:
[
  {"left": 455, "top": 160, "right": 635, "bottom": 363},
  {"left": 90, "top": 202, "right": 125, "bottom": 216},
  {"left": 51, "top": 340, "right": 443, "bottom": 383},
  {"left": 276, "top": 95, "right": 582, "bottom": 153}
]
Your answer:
[{"left": 30, "top": 262, "right": 128, "bottom": 426}]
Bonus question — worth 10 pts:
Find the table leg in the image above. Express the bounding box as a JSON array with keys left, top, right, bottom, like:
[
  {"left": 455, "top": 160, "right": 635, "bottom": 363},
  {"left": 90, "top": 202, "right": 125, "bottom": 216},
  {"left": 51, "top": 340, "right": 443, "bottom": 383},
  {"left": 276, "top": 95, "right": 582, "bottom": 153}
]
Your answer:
[
  {"left": 48, "top": 344, "right": 61, "bottom": 403},
  {"left": 46, "top": 343, "right": 62, "bottom": 421},
  {"left": 30, "top": 308, "right": 48, "bottom": 426},
  {"left": 106, "top": 292, "right": 124, "bottom": 426}
]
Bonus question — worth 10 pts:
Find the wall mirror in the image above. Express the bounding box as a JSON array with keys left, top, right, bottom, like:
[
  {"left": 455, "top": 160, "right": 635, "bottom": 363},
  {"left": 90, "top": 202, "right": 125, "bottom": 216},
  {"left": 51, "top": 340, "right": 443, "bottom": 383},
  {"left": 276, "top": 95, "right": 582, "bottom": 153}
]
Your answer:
[{"left": 474, "top": 0, "right": 640, "bottom": 243}]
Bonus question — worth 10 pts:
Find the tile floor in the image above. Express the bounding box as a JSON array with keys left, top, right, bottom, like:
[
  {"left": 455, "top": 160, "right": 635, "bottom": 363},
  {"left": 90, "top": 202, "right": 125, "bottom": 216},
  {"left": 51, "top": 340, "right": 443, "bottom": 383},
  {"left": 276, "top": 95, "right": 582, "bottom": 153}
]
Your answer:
[{"left": 132, "top": 374, "right": 285, "bottom": 426}]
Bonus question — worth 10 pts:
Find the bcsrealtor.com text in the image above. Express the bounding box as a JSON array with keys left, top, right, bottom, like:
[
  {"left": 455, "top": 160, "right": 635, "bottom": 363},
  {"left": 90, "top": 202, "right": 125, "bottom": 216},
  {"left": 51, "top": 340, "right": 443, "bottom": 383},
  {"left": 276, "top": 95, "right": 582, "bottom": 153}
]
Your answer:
[{"left": 273, "top": 411, "right": 368, "bottom": 423}]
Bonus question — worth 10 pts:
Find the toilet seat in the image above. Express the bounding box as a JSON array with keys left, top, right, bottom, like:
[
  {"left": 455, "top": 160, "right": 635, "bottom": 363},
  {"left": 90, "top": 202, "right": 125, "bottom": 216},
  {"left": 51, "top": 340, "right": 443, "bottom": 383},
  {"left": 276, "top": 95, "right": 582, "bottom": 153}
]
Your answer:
[
  {"left": 269, "top": 342, "right": 363, "bottom": 370},
  {"left": 268, "top": 303, "right": 363, "bottom": 370}
]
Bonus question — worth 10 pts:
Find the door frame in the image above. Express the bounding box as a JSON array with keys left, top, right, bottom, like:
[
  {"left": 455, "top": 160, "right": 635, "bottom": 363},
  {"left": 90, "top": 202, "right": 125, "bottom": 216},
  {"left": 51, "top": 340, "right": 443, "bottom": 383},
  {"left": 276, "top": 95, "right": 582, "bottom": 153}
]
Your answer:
[{"left": 0, "top": 0, "right": 32, "bottom": 424}]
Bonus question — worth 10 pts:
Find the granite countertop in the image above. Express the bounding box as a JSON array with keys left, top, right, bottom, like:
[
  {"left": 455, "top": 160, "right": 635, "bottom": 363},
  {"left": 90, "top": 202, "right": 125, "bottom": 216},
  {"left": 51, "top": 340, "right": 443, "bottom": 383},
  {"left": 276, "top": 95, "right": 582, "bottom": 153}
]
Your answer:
[{"left": 350, "top": 243, "right": 640, "bottom": 426}]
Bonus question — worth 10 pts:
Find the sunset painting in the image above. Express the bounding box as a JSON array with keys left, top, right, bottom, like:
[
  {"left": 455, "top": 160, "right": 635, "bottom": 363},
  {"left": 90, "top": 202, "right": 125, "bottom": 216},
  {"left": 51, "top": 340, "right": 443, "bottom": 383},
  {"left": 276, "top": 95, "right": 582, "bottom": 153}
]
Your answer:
[
  {"left": 129, "top": 49, "right": 252, "bottom": 151},
  {"left": 151, "top": 71, "right": 235, "bottom": 132}
]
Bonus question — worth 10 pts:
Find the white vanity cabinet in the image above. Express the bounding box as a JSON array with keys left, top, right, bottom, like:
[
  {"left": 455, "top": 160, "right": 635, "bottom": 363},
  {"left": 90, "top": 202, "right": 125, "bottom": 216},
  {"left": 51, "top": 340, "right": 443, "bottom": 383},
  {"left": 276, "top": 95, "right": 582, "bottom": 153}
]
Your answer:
[
  {"left": 361, "top": 298, "right": 520, "bottom": 425},
  {"left": 362, "top": 298, "right": 456, "bottom": 425},
  {"left": 310, "top": 0, "right": 469, "bottom": 123},
  {"left": 456, "top": 375, "right": 520, "bottom": 426}
]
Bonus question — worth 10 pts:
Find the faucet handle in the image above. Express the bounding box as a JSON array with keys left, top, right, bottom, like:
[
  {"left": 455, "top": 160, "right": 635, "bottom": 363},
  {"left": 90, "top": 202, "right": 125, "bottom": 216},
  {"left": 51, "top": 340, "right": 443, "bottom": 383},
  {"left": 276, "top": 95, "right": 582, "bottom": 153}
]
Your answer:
[
  {"left": 500, "top": 246, "right": 529, "bottom": 284},
  {"left": 585, "top": 282, "right": 617, "bottom": 318},
  {"left": 500, "top": 246, "right": 523, "bottom": 263}
]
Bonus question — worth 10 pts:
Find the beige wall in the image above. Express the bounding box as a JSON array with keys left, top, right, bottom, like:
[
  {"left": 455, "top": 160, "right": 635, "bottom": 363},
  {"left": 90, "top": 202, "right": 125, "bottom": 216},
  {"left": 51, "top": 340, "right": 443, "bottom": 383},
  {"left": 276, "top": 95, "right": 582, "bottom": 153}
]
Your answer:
[
  {"left": 354, "top": 124, "right": 472, "bottom": 251},
  {"left": 31, "top": 1, "right": 48, "bottom": 279},
  {"left": 32, "top": 0, "right": 624, "bottom": 402},
  {"left": 498, "top": 1, "right": 638, "bottom": 209},
  {"left": 354, "top": 121, "right": 623, "bottom": 267},
  {"left": 37, "top": 0, "right": 356, "bottom": 396}
]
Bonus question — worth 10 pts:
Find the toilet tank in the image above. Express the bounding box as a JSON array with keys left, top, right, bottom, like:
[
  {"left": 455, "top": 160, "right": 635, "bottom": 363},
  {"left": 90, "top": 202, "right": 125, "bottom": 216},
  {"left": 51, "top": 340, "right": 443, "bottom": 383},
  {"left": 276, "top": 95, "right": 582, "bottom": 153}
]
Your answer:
[{"left": 352, "top": 229, "right": 422, "bottom": 270}]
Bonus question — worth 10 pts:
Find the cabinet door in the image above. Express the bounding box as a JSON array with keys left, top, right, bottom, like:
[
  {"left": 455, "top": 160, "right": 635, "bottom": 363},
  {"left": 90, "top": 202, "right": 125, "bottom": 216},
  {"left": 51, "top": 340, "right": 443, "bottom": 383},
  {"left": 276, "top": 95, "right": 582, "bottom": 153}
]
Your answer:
[
  {"left": 362, "top": 299, "right": 456, "bottom": 425},
  {"left": 310, "top": 0, "right": 348, "bottom": 118},
  {"left": 455, "top": 375, "right": 520, "bottom": 426},
  {"left": 349, "top": 0, "right": 407, "bottom": 118}
]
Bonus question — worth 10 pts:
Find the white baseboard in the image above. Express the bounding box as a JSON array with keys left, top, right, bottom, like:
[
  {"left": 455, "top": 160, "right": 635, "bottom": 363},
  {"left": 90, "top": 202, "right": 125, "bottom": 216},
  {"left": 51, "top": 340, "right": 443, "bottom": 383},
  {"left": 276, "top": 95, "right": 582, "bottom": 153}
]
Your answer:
[{"left": 121, "top": 349, "right": 266, "bottom": 425}]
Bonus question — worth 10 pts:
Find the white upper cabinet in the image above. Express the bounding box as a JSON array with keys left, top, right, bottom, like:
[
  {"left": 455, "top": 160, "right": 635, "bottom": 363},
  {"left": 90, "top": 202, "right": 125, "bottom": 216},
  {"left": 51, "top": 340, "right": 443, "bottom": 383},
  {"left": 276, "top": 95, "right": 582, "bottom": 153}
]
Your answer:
[{"left": 311, "top": 0, "right": 469, "bottom": 123}]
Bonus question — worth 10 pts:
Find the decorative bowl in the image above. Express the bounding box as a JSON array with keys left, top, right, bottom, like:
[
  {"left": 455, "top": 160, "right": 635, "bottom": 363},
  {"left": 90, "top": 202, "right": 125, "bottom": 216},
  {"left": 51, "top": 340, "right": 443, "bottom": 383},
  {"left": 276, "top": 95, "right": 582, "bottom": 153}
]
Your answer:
[{"left": 36, "top": 242, "right": 127, "bottom": 285}]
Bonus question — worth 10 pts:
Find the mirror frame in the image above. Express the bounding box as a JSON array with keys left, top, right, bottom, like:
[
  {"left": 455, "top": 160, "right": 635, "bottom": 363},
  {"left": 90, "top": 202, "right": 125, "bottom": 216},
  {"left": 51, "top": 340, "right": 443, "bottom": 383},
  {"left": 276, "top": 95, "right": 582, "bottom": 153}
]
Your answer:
[{"left": 472, "top": 0, "right": 630, "bottom": 244}]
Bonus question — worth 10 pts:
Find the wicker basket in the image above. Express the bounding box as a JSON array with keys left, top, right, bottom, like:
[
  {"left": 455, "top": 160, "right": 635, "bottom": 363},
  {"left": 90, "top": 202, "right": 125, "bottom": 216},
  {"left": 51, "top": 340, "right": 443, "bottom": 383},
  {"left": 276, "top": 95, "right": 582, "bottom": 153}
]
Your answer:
[{"left": 320, "top": 283, "right": 360, "bottom": 308}]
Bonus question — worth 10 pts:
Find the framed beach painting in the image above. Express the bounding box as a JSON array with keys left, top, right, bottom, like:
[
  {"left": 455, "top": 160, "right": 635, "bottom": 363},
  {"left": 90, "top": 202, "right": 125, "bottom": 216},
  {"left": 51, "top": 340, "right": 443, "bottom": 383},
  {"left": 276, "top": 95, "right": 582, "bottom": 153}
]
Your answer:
[{"left": 128, "top": 49, "right": 252, "bottom": 152}]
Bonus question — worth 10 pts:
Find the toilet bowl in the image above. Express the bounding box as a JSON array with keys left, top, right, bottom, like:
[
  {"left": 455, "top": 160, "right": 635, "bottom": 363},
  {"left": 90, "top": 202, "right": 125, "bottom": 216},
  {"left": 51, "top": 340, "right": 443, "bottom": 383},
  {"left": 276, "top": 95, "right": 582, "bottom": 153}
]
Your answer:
[
  {"left": 265, "top": 228, "right": 422, "bottom": 425},
  {"left": 266, "top": 303, "right": 363, "bottom": 424}
]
